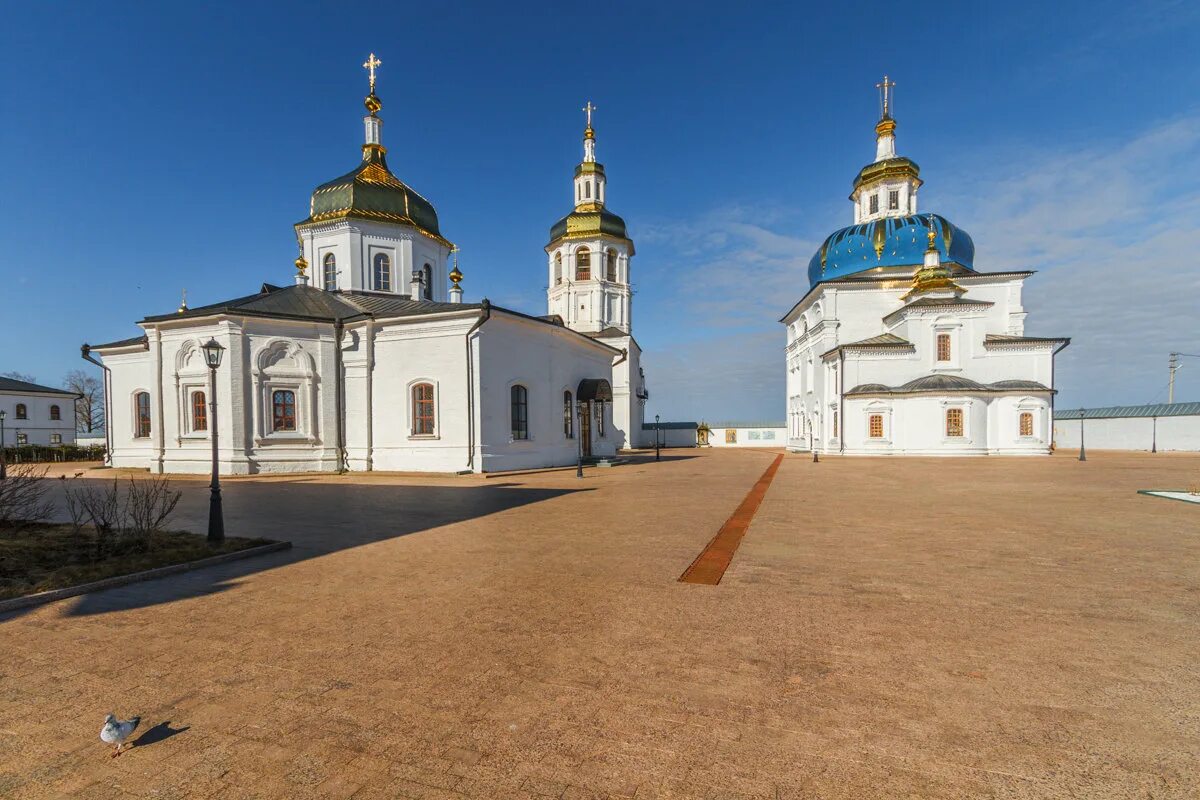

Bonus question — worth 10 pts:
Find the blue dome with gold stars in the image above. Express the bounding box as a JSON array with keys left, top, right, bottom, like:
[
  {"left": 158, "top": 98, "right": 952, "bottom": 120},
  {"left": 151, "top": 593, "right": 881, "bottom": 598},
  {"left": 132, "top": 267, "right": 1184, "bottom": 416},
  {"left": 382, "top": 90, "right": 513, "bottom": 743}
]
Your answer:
[{"left": 807, "top": 213, "right": 975, "bottom": 286}]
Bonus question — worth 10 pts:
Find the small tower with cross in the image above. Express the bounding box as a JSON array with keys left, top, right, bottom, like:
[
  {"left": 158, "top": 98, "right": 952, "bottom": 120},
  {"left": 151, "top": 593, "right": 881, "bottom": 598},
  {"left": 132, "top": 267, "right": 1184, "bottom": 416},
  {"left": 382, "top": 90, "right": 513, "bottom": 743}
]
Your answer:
[{"left": 850, "top": 74, "right": 923, "bottom": 224}]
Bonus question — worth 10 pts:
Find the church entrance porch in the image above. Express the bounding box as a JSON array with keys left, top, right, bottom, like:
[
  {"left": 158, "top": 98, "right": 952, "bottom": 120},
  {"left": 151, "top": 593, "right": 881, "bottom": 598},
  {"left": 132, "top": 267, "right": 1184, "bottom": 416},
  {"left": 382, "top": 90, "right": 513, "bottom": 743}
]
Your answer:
[{"left": 576, "top": 378, "right": 612, "bottom": 461}]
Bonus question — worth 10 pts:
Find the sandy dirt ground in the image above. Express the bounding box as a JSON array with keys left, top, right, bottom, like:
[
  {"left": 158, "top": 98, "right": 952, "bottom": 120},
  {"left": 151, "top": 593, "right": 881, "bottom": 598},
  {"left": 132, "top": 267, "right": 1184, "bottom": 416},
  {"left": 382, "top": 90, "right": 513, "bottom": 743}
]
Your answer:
[{"left": 1, "top": 449, "right": 1198, "bottom": 799}]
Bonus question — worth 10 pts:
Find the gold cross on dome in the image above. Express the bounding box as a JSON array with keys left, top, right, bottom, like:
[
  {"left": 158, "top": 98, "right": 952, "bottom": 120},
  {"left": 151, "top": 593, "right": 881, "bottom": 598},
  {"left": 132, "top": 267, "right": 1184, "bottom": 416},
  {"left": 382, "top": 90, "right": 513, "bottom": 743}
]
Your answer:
[
  {"left": 582, "top": 101, "right": 596, "bottom": 127},
  {"left": 363, "top": 53, "right": 382, "bottom": 92},
  {"left": 876, "top": 75, "right": 896, "bottom": 117}
]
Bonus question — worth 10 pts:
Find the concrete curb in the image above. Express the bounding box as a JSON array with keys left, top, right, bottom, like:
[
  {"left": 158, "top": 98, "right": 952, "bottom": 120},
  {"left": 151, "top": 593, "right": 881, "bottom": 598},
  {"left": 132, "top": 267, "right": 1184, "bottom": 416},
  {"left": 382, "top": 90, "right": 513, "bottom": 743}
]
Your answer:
[{"left": 0, "top": 540, "right": 292, "bottom": 614}]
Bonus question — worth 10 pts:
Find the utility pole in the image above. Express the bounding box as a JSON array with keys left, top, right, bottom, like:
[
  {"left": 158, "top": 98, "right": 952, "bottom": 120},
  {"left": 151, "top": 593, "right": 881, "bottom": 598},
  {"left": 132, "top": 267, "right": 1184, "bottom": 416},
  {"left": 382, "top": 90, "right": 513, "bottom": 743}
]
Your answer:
[
  {"left": 1168, "top": 353, "right": 1200, "bottom": 404},
  {"left": 1169, "top": 352, "right": 1179, "bottom": 404}
]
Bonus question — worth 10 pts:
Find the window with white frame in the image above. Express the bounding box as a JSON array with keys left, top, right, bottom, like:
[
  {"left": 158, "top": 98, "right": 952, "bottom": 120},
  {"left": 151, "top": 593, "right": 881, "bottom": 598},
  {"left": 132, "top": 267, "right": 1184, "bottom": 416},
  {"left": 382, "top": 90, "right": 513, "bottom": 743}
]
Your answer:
[
  {"left": 272, "top": 390, "right": 296, "bottom": 432},
  {"left": 868, "top": 413, "right": 884, "bottom": 439},
  {"left": 16, "top": 433, "right": 27, "bottom": 445},
  {"left": 50, "top": 404, "right": 61, "bottom": 420},
  {"left": 936, "top": 333, "right": 952, "bottom": 362},
  {"left": 411, "top": 383, "right": 435, "bottom": 435},
  {"left": 324, "top": 253, "right": 337, "bottom": 290},
  {"left": 1019, "top": 411, "right": 1034, "bottom": 437},
  {"left": 945, "top": 407, "right": 964, "bottom": 437},
  {"left": 192, "top": 390, "right": 208, "bottom": 432},
  {"left": 869, "top": 194, "right": 879, "bottom": 214},
  {"left": 888, "top": 189, "right": 899, "bottom": 210},
  {"left": 134, "top": 392, "right": 151, "bottom": 438},
  {"left": 510, "top": 385, "right": 528, "bottom": 440},
  {"left": 50, "top": 433, "right": 62, "bottom": 445},
  {"left": 373, "top": 253, "right": 391, "bottom": 292}
]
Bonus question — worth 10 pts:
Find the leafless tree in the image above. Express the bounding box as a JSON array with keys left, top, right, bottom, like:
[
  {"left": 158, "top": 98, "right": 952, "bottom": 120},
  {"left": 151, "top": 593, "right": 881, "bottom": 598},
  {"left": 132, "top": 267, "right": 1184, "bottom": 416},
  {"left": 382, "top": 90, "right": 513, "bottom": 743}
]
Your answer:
[
  {"left": 0, "top": 463, "right": 53, "bottom": 532},
  {"left": 1, "top": 371, "right": 37, "bottom": 384},
  {"left": 64, "top": 369, "right": 105, "bottom": 433}
]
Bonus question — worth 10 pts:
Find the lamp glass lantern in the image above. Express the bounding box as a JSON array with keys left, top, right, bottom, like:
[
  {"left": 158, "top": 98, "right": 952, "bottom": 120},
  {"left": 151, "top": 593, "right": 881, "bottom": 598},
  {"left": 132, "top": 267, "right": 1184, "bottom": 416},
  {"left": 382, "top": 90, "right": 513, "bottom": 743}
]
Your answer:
[{"left": 201, "top": 338, "right": 225, "bottom": 368}]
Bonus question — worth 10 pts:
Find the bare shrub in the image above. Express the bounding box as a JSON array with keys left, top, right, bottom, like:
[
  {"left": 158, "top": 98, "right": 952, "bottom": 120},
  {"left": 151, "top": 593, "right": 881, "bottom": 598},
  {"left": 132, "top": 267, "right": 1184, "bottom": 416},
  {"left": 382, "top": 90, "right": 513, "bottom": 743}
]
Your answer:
[
  {"left": 122, "top": 477, "right": 182, "bottom": 552},
  {"left": 0, "top": 463, "right": 54, "bottom": 532},
  {"left": 76, "top": 477, "right": 125, "bottom": 560}
]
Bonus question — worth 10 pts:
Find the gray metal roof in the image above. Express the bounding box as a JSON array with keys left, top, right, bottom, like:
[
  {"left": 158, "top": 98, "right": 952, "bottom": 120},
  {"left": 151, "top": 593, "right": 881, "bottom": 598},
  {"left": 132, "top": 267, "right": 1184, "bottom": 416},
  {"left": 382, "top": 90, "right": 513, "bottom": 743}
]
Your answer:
[
  {"left": 1055, "top": 402, "right": 1200, "bottom": 420},
  {"left": 0, "top": 377, "right": 79, "bottom": 397},
  {"left": 848, "top": 375, "right": 1051, "bottom": 396},
  {"left": 642, "top": 421, "right": 698, "bottom": 430}
]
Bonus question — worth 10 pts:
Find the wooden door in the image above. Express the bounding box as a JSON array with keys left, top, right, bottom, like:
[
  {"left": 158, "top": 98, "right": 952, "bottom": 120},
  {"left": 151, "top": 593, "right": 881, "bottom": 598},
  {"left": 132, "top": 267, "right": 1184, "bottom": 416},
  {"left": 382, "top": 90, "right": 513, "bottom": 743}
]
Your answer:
[{"left": 580, "top": 402, "right": 592, "bottom": 457}]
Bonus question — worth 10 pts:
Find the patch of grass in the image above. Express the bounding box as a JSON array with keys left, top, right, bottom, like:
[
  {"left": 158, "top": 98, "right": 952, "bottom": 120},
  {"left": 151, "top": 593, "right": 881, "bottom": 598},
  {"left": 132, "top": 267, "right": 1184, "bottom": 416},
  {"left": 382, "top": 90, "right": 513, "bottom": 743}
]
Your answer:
[{"left": 0, "top": 524, "right": 273, "bottom": 600}]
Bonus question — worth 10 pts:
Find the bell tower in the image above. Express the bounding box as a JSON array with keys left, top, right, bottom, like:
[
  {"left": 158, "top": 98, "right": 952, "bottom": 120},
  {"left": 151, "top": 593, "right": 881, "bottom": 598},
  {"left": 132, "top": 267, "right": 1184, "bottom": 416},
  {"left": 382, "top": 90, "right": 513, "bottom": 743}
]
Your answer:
[{"left": 546, "top": 104, "right": 635, "bottom": 335}]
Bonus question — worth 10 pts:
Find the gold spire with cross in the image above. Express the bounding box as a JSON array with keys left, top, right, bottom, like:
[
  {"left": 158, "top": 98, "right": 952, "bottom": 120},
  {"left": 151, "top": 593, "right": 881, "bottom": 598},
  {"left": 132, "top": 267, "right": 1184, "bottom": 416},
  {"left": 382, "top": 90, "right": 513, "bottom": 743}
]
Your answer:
[
  {"left": 582, "top": 101, "right": 596, "bottom": 139},
  {"left": 875, "top": 75, "right": 897, "bottom": 137},
  {"left": 876, "top": 75, "right": 896, "bottom": 118},
  {"left": 363, "top": 53, "right": 382, "bottom": 114},
  {"left": 177, "top": 288, "right": 188, "bottom": 314},
  {"left": 449, "top": 245, "right": 463, "bottom": 287}
]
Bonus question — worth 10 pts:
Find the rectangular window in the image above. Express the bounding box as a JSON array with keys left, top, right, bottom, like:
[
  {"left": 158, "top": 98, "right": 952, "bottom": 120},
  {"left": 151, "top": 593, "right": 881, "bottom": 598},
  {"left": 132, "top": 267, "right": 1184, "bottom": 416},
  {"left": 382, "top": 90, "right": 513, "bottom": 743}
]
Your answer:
[
  {"left": 946, "top": 408, "right": 964, "bottom": 437},
  {"left": 192, "top": 391, "right": 208, "bottom": 432},
  {"left": 272, "top": 390, "right": 297, "bottom": 432},
  {"left": 868, "top": 414, "right": 883, "bottom": 439},
  {"left": 50, "top": 433, "right": 62, "bottom": 444},
  {"left": 869, "top": 194, "right": 879, "bottom": 214},
  {"left": 936, "top": 333, "right": 952, "bottom": 362},
  {"left": 889, "top": 190, "right": 899, "bottom": 210},
  {"left": 1019, "top": 412, "right": 1034, "bottom": 437},
  {"left": 16, "top": 433, "right": 27, "bottom": 445},
  {"left": 412, "top": 383, "right": 435, "bottom": 435}
]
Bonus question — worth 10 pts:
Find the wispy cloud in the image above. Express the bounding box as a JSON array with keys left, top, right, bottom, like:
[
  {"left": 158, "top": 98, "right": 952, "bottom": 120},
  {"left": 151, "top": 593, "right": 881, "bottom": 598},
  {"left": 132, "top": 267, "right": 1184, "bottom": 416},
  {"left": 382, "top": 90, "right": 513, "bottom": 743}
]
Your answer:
[{"left": 645, "top": 115, "right": 1200, "bottom": 418}]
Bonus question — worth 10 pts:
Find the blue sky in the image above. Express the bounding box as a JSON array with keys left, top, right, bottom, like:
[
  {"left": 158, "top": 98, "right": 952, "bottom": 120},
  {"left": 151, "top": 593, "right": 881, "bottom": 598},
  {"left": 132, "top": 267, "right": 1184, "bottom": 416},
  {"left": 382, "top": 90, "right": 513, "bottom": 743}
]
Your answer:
[{"left": 3, "top": 1, "right": 1199, "bottom": 421}]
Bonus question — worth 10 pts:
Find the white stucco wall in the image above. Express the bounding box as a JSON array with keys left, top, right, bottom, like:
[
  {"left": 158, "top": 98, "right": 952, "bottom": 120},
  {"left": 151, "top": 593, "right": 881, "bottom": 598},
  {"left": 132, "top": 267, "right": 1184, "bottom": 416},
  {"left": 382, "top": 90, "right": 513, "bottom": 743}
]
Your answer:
[{"left": 1053, "top": 415, "right": 1200, "bottom": 452}]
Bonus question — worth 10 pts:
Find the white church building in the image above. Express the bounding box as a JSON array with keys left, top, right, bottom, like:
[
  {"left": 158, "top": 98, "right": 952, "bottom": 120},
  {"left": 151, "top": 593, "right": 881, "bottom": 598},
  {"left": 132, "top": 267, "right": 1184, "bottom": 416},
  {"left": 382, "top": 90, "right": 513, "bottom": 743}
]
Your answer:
[
  {"left": 86, "top": 58, "right": 646, "bottom": 475},
  {"left": 782, "top": 79, "right": 1070, "bottom": 456}
]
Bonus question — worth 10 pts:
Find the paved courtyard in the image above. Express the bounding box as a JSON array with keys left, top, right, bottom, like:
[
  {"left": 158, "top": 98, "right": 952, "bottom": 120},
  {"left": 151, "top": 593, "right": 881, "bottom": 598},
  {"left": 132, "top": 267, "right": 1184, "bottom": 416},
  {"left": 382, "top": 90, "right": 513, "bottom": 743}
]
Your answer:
[{"left": 2, "top": 449, "right": 1199, "bottom": 799}]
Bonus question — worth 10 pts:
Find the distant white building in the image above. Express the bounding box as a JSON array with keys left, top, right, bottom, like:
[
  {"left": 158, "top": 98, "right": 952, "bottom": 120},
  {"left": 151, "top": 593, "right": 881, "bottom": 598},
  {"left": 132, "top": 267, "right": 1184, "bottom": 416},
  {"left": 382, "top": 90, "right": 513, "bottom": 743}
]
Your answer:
[
  {"left": 781, "top": 78, "right": 1069, "bottom": 456},
  {"left": 86, "top": 61, "right": 636, "bottom": 475},
  {"left": 0, "top": 377, "right": 79, "bottom": 447},
  {"left": 1054, "top": 403, "right": 1200, "bottom": 452}
]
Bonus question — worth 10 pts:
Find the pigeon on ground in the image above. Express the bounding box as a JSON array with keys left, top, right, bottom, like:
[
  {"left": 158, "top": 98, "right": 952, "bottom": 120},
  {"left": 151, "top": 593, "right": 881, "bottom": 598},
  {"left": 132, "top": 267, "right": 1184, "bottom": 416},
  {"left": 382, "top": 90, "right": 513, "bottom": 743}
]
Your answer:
[{"left": 100, "top": 713, "right": 140, "bottom": 757}]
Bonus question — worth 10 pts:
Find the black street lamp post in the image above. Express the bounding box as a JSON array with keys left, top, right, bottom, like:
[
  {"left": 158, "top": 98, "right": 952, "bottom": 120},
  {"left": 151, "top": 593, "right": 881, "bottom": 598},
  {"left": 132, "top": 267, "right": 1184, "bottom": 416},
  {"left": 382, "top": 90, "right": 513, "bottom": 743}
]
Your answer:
[
  {"left": 1152, "top": 416, "right": 1157, "bottom": 454},
  {"left": 1078, "top": 408, "right": 1086, "bottom": 462},
  {"left": 0, "top": 409, "right": 6, "bottom": 480},
  {"left": 655, "top": 414, "right": 661, "bottom": 462},
  {"left": 201, "top": 338, "right": 225, "bottom": 543}
]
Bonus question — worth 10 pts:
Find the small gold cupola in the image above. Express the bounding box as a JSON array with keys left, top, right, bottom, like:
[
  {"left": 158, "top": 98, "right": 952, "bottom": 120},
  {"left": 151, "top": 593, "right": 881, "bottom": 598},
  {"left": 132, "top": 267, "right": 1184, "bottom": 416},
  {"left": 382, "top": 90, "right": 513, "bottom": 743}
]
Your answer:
[{"left": 903, "top": 219, "right": 962, "bottom": 299}]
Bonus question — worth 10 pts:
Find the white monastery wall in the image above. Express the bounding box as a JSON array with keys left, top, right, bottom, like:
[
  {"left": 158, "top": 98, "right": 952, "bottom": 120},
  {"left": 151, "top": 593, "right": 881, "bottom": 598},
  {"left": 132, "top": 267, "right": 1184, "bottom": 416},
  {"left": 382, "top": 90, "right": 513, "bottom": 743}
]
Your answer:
[{"left": 1053, "top": 415, "right": 1200, "bottom": 452}]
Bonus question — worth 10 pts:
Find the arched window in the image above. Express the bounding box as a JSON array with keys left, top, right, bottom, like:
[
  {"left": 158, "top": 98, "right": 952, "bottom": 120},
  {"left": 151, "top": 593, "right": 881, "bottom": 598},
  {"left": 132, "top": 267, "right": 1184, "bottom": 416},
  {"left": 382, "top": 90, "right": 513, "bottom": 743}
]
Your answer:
[
  {"left": 373, "top": 253, "right": 391, "bottom": 292},
  {"left": 422, "top": 263, "right": 433, "bottom": 300},
  {"left": 936, "top": 333, "right": 951, "bottom": 362},
  {"left": 606, "top": 250, "right": 617, "bottom": 282},
  {"left": 192, "top": 391, "right": 208, "bottom": 432},
  {"left": 134, "top": 392, "right": 151, "bottom": 438},
  {"left": 412, "top": 383, "right": 435, "bottom": 435},
  {"left": 554, "top": 253, "right": 563, "bottom": 285},
  {"left": 1019, "top": 412, "right": 1034, "bottom": 437},
  {"left": 563, "top": 390, "right": 573, "bottom": 438},
  {"left": 576, "top": 247, "right": 591, "bottom": 281},
  {"left": 15, "top": 403, "right": 26, "bottom": 420},
  {"left": 510, "top": 385, "right": 528, "bottom": 440},
  {"left": 323, "top": 253, "right": 337, "bottom": 290},
  {"left": 49, "top": 404, "right": 61, "bottom": 421},
  {"left": 272, "top": 390, "right": 296, "bottom": 432},
  {"left": 945, "top": 408, "right": 964, "bottom": 437}
]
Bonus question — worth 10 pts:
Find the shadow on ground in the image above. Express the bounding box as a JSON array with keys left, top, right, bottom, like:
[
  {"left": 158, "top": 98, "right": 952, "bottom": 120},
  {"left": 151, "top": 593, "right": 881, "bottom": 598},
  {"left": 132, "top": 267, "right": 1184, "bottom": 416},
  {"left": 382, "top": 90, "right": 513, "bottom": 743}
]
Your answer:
[
  {"left": 132, "top": 720, "right": 190, "bottom": 748},
  {"left": 2, "top": 479, "right": 590, "bottom": 621}
]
